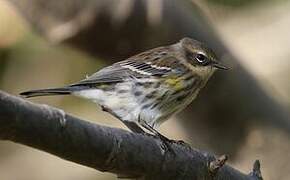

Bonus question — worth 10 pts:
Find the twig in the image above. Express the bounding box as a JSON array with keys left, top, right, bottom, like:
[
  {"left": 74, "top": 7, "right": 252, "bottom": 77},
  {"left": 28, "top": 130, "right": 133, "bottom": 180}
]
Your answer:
[{"left": 209, "top": 155, "right": 228, "bottom": 174}]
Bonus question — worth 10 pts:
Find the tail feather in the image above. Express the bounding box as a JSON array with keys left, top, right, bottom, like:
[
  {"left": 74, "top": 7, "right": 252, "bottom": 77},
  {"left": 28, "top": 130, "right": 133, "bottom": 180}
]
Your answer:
[{"left": 20, "top": 87, "right": 74, "bottom": 98}]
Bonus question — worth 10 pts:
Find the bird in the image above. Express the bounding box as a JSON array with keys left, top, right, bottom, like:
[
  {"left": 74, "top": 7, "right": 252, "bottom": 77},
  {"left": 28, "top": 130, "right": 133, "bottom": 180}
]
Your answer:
[{"left": 20, "top": 37, "right": 228, "bottom": 146}]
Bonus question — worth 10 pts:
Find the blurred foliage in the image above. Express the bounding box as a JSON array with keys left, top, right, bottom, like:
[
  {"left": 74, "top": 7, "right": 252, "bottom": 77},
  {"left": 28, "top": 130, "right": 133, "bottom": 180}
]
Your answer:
[
  {"left": 0, "top": 0, "right": 27, "bottom": 48},
  {"left": 0, "top": 32, "right": 102, "bottom": 90},
  {"left": 206, "top": 0, "right": 260, "bottom": 7},
  {"left": 1, "top": 0, "right": 290, "bottom": 179},
  {"left": 0, "top": 16, "right": 115, "bottom": 179},
  {"left": 205, "top": 0, "right": 288, "bottom": 7},
  {"left": 0, "top": 49, "right": 9, "bottom": 83}
]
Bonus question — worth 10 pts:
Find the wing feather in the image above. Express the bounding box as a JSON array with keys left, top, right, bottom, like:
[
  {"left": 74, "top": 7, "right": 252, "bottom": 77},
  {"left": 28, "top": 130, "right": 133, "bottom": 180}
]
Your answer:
[{"left": 70, "top": 47, "right": 180, "bottom": 87}]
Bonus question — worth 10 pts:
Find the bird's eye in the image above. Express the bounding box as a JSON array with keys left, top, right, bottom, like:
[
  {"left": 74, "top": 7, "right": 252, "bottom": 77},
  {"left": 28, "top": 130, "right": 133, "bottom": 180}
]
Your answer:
[{"left": 195, "top": 53, "right": 207, "bottom": 64}]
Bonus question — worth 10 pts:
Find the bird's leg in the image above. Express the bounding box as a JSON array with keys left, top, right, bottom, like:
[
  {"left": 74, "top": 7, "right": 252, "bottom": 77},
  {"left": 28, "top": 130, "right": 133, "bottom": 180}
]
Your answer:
[
  {"left": 141, "top": 122, "right": 171, "bottom": 142},
  {"left": 101, "top": 105, "right": 110, "bottom": 112},
  {"left": 100, "top": 105, "right": 146, "bottom": 134},
  {"left": 139, "top": 120, "right": 175, "bottom": 154},
  {"left": 122, "top": 120, "right": 146, "bottom": 134},
  {"left": 139, "top": 118, "right": 192, "bottom": 150}
]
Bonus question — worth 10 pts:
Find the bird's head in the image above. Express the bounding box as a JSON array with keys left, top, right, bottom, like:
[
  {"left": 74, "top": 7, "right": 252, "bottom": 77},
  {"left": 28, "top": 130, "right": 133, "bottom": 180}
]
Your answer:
[{"left": 178, "top": 37, "right": 228, "bottom": 79}]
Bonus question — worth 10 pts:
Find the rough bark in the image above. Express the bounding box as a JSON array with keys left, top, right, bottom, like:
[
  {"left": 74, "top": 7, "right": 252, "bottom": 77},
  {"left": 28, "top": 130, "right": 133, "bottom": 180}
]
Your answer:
[{"left": 0, "top": 90, "right": 262, "bottom": 180}]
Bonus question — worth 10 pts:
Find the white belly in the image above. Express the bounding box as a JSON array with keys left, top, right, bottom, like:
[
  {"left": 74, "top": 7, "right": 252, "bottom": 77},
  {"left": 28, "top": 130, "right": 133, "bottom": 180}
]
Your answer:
[
  {"left": 73, "top": 78, "right": 200, "bottom": 130},
  {"left": 72, "top": 81, "right": 162, "bottom": 127}
]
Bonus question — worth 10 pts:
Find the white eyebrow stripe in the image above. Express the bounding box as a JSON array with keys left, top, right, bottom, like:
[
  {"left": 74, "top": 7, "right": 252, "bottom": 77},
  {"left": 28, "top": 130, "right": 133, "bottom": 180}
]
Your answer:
[
  {"left": 121, "top": 64, "right": 152, "bottom": 75},
  {"left": 145, "top": 62, "right": 172, "bottom": 70}
]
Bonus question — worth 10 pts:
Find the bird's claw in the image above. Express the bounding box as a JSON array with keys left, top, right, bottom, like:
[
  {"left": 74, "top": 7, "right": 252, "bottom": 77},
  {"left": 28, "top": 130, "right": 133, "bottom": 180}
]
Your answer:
[
  {"left": 159, "top": 138, "right": 176, "bottom": 155},
  {"left": 158, "top": 136, "right": 192, "bottom": 153}
]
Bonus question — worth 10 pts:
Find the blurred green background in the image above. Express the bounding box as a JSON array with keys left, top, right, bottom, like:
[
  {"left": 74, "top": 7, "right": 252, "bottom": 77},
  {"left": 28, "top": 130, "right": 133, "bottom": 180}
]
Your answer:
[{"left": 0, "top": 0, "right": 290, "bottom": 179}]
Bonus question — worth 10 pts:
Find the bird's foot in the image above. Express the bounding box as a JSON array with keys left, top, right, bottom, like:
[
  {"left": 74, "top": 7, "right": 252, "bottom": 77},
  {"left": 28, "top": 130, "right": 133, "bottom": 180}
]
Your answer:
[
  {"left": 171, "top": 139, "right": 192, "bottom": 150},
  {"left": 155, "top": 133, "right": 177, "bottom": 155},
  {"left": 140, "top": 131, "right": 175, "bottom": 155},
  {"left": 138, "top": 121, "right": 188, "bottom": 155}
]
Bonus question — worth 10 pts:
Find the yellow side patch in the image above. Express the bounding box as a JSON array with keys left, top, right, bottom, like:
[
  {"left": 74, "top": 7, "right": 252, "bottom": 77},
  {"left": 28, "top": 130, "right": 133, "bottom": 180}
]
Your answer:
[{"left": 164, "top": 77, "right": 184, "bottom": 91}]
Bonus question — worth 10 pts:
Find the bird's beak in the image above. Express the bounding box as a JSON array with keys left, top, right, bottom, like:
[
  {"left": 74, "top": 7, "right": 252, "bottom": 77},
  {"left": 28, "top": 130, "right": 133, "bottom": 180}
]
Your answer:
[{"left": 212, "top": 61, "right": 229, "bottom": 70}]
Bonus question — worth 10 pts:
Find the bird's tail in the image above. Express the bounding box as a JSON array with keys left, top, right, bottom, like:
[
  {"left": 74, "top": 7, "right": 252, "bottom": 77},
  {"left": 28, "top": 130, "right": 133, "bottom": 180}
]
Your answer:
[{"left": 20, "top": 87, "right": 77, "bottom": 98}]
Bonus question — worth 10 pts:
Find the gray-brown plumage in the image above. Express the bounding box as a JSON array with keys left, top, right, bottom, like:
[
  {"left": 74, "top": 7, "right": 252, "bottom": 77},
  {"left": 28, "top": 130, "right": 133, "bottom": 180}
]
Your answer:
[{"left": 20, "top": 37, "right": 227, "bottom": 144}]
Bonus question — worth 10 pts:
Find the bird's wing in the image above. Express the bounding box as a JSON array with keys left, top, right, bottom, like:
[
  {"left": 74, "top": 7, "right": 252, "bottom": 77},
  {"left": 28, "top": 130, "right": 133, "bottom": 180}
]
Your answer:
[
  {"left": 71, "top": 52, "right": 178, "bottom": 86},
  {"left": 70, "top": 60, "right": 173, "bottom": 86},
  {"left": 70, "top": 47, "right": 181, "bottom": 86}
]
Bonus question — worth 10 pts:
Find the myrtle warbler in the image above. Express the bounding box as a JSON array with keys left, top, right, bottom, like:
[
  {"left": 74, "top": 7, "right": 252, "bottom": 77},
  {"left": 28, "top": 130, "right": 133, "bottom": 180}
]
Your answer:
[{"left": 20, "top": 37, "right": 227, "bottom": 144}]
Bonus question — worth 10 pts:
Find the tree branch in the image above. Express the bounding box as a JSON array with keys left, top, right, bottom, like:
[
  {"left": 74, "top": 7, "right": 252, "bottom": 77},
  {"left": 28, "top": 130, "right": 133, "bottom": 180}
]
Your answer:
[
  {"left": 0, "top": 90, "right": 262, "bottom": 179},
  {"left": 9, "top": 0, "right": 290, "bottom": 156}
]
